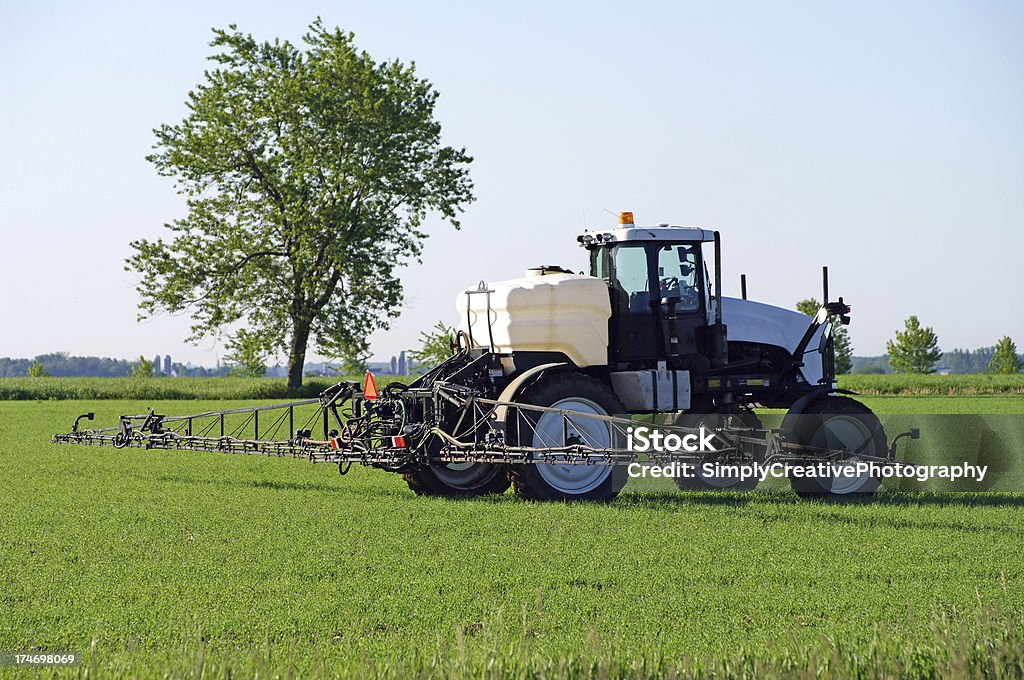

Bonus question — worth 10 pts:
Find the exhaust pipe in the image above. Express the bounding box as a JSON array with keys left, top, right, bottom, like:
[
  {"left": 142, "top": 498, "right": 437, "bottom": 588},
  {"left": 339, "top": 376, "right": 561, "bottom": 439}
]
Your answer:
[{"left": 708, "top": 231, "right": 728, "bottom": 368}]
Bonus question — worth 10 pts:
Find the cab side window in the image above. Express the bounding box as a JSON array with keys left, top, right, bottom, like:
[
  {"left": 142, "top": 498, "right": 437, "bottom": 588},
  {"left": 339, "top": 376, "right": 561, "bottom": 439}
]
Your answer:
[
  {"left": 612, "top": 245, "right": 652, "bottom": 315},
  {"left": 656, "top": 245, "right": 699, "bottom": 312}
]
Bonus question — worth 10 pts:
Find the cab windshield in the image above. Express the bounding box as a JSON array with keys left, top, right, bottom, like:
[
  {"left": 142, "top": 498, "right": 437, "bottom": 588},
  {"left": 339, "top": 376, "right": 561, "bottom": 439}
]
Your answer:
[{"left": 591, "top": 243, "right": 701, "bottom": 315}]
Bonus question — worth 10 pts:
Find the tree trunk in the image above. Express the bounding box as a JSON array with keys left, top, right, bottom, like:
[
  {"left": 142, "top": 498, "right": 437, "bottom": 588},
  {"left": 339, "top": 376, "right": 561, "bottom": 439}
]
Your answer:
[{"left": 287, "top": 321, "right": 311, "bottom": 391}]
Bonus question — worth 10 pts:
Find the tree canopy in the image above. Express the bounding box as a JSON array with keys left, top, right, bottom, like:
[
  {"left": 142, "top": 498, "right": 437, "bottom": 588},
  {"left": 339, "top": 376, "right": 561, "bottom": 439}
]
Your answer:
[
  {"left": 225, "top": 329, "right": 268, "bottom": 378},
  {"left": 128, "top": 20, "right": 474, "bottom": 389},
  {"left": 408, "top": 320, "right": 455, "bottom": 372},
  {"left": 26, "top": 360, "right": 48, "bottom": 378},
  {"left": 132, "top": 355, "right": 155, "bottom": 379},
  {"left": 988, "top": 336, "right": 1021, "bottom": 374},
  {"left": 886, "top": 316, "right": 942, "bottom": 374}
]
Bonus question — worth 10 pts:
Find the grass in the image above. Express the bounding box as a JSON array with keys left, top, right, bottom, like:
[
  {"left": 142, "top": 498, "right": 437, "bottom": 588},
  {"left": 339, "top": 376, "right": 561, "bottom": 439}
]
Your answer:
[
  {"left": 839, "top": 373, "right": 1024, "bottom": 396},
  {"left": 857, "top": 395, "right": 1024, "bottom": 414},
  {"left": 1, "top": 373, "right": 1023, "bottom": 401},
  {"left": 1, "top": 396, "right": 1023, "bottom": 677},
  {"left": 0, "top": 377, "right": 370, "bottom": 401}
]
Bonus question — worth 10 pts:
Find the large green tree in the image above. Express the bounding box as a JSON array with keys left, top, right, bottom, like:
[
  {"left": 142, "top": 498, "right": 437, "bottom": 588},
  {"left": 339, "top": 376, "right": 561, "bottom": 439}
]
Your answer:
[
  {"left": 988, "top": 336, "right": 1021, "bottom": 374},
  {"left": 128, "top": 20, "right": 474, "bottom": 389},
  {"left": 795, "top": 298, "right": 852, "bottom": 374},
  {"left": 886, "top": 315, "right": 942, "bottom": 374}
]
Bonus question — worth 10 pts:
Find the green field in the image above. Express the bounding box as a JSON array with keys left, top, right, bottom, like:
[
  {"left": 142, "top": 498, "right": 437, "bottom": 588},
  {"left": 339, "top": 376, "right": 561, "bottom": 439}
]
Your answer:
[
  {"left": 838, "top": 374, "right": 1024, "bottom": 396},
  {"left": 2, "top": 396, "right": 1023, "bottom": 677},
  {"left": 0, "top": 377, "right": 361, "bottom": 401},
  {"left": 1, "top": 372, "right": 1022, "bottom": 401}
]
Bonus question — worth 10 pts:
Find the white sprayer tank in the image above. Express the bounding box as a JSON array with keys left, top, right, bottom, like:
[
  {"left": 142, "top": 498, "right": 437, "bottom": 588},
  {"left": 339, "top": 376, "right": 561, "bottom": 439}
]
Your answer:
[{"left": 456, "top": 269, "right": 611, "bottom": 367}]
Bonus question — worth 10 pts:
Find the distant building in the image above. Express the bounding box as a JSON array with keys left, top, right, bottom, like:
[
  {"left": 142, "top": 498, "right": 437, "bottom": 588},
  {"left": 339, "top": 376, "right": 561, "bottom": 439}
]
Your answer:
[
  {"left": 152, "top": 354, "right": 161, "bottom": 374},
  {"left": 163, "top": 355, "right": 172, "bottom": 375},
  {"left": 390, "top": 355, "right": 398, "bottom": 375},
  {"left": 398, "top": 351, "right": 406, "bottom": 376}
]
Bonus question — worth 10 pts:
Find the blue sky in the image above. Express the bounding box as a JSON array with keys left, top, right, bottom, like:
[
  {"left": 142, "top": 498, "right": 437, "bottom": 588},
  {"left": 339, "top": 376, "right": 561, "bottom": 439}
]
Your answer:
[{"left": 1, "top": 0, "right": 1022, "bottom": 365}]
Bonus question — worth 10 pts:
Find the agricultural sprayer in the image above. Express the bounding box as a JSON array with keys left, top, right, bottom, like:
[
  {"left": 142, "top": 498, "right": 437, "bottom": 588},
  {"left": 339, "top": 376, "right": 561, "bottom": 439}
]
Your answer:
[{"left": 54, "top": 213, "right": 919, "bottom": 500}]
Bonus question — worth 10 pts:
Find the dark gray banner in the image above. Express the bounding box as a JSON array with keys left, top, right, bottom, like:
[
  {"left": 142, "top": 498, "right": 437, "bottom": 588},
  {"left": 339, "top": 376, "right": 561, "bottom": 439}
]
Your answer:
[{"left": 622, "top": 414, "right": 1024, "bottom": 494}]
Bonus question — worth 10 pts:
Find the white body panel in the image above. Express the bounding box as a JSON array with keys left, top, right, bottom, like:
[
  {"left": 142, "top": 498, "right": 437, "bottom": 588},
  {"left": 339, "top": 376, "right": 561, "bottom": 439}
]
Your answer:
[
  {"left": 456, "top": 272, "right": 611, "bottom": 368},
  {"left": 720, "top": 297, "right": 824, "bottom": 384},
  {"left": 455, "top": 274, "right": 824, "bottom": 383},
  {"left": 578, "top": 226, "right": 716, "bottom": 243}
]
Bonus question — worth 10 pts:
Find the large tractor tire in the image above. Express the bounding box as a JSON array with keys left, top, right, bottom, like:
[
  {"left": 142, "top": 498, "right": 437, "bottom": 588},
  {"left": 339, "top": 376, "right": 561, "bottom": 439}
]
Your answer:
[
  {"left": 508, "top": 373, "right": 628, "bottom": 502},
  {"left": 667, "top": 409, "right": 764, "bottom": 492},
  {"left": 403, "top": 463, "right": 510, "bottom": 497},
  {"left": 787, "top": 396, "right": 887, "bottom": 499}
]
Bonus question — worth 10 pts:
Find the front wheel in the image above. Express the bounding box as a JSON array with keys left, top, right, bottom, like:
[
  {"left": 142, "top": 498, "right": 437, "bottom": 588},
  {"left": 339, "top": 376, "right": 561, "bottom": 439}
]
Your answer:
[
  {"left": 787, "top": 396, "right": 887, "bottom": 499},
  {"left": 508, "top": 374, "right": 627, "bottom": 502}
]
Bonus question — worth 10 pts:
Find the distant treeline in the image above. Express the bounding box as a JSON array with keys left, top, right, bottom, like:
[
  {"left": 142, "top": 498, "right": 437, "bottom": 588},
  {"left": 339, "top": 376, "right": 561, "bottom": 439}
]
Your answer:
[
  {"left": 0, "top": 376, "right": 403, "bottom": 400},
  {"left": 851, "top": 347, "right": 1023, "bottom": 375},
  {"left": 2, "top": 347, "right": 1019, "bottom": 378},
  {"left": 0, "top": 373, "right": 1020, "bottom": 400},
  {"left": 0, "top": 353, "right": 230, "bottom": 378},
  {"left": 0, "top": 353, "right": 413, "bottom": 379}
]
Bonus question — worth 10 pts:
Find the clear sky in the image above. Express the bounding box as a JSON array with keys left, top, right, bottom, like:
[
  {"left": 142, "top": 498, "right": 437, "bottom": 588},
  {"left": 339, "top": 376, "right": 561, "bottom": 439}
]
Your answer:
[{"left": 1, "top": 0, "right": 1022, "bottom": 366}]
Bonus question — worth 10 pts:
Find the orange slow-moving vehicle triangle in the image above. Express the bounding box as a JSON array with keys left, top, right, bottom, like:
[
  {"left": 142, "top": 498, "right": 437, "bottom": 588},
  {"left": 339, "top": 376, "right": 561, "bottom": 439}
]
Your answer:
[{"left": 363, "top": 371, "right": 378, "bottom": 400}]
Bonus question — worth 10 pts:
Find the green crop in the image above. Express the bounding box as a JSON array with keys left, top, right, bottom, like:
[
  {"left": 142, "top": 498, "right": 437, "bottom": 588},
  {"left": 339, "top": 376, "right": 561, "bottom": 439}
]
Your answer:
[
  {"left": 1, "top": 398, "right": 1022, "bottom": 678},
  {"left": 1, "top": 373, "right": 1022, "bottom": 402},
  {"left": 839, "top": 373, "right": 1024, "bottom": 396}
]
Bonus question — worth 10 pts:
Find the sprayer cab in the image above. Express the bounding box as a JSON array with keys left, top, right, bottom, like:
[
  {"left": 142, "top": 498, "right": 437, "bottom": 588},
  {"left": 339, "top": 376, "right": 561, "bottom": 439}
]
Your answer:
[{"left": 577, "top": 212, "right": 728, "bottom": 371}]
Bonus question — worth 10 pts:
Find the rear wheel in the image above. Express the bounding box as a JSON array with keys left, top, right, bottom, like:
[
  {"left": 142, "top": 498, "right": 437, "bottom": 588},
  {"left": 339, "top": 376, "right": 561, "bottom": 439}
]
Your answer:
[
  {"left": 787, "top": 396, "right": 887, "bottom": 499},
  {"left": 667, "top": 409, "right": 764, "bottom": 491},
  {"left": 508, "top": 374, "right": 627, "bottom": 502},
  {"left": 403, "top": 462, "right": 510, "bottom": 497}
]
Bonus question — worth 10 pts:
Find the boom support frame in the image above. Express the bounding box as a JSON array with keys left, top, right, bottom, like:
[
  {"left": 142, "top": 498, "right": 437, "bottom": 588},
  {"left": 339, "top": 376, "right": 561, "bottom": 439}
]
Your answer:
[{"left": 53, "top": 376, "right": 918, "bottom": 476}]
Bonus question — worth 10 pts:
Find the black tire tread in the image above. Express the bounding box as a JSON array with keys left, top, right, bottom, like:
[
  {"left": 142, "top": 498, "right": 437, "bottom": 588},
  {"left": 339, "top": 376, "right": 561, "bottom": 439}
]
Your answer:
[
  {"left": 402, "top": 465, "right": 510, "bottom": 497},
  {"left": 507, "top": 373, "right": 626, "bottom": 502}
]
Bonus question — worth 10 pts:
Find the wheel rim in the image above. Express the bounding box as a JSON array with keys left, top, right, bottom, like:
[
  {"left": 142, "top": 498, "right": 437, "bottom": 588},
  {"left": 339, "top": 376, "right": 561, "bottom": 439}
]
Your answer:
[
  {"left": 811, "top": 415, "right": 878, "bottom": 494},
  {"left": 530, "top": 397, "right": 613, "bottom": 494},
  {"left": 431, "top": 462, "right": 500, "bottom": 489}
]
